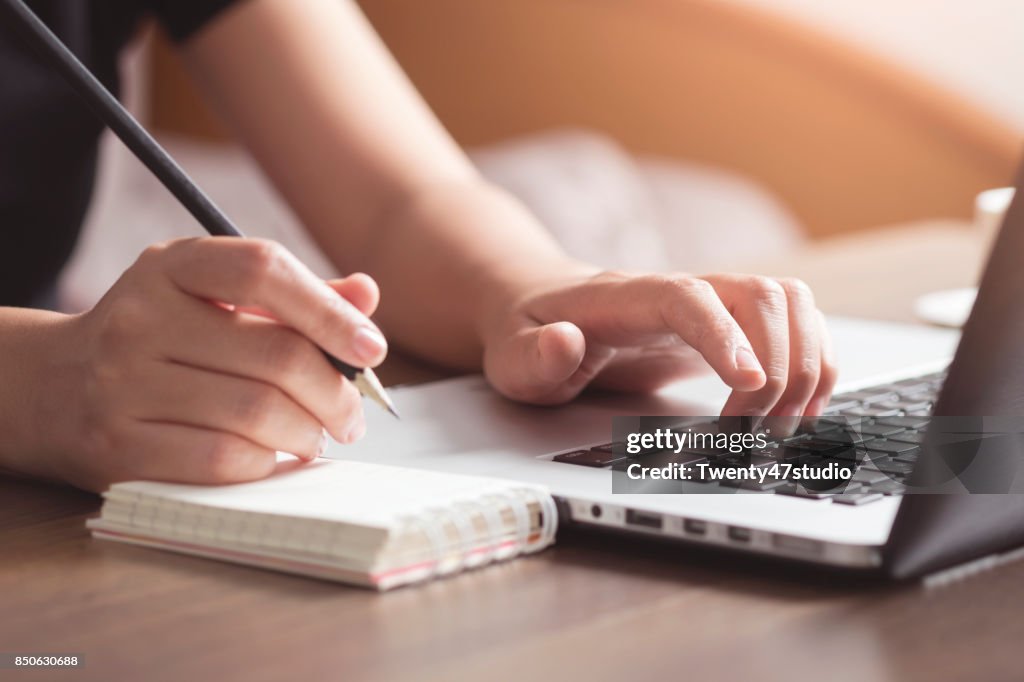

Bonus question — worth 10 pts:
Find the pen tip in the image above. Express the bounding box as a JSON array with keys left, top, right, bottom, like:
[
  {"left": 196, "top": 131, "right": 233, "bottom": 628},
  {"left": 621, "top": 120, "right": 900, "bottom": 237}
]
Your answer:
[{"left": 352, "top": 368, "right": 400, "bottom": 419}]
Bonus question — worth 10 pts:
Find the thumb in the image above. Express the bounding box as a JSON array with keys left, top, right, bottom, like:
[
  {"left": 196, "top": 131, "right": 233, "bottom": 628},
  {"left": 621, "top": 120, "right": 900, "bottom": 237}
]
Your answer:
[{"left": 484, "top": 321, "right": 591, "bottom": 405}]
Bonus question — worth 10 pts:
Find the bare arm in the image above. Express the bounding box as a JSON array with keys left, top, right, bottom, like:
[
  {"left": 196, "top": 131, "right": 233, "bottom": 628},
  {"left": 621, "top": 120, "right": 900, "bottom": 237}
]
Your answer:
[
  {"left": 180, "top": 0, "right": 575, "bottom": 367},
  {"left": 179, "top": 0, "right": 836, "bottom": 415},
  {"left": 0, "top": 0, "right": 836, "bottom": 491}
]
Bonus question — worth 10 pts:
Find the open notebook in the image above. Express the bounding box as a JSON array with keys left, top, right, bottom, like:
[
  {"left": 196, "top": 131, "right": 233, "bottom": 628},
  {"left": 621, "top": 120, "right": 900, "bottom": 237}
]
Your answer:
[{"left": 87, "top": 459, "right": 557, "bottom": 590}]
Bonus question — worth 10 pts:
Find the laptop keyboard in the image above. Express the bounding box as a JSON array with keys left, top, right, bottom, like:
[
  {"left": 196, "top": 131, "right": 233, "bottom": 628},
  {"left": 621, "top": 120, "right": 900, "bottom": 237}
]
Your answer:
[{"left": 552, "top": 370, "right": 946, "bottom": 506}]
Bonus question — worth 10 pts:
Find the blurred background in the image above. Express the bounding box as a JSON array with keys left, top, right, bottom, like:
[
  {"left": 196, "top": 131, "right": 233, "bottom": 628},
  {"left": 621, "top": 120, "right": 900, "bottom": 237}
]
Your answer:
[{"left": 60, "top": 0, "right": 1024, "bottom": 317}]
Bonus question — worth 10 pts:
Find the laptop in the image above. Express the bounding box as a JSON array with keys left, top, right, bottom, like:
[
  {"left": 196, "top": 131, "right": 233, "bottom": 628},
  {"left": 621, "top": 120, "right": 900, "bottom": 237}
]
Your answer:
[{"left": 338, "top": 162, "right": 1024, "bottom": 580}]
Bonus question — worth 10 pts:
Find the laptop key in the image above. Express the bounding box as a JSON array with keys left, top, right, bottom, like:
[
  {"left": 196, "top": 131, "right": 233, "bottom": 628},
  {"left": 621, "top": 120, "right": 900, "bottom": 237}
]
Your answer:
[
  {"left": 851, "top": 468, "right": 889, "bottom": 484},
  {"left": 795, "top": 418, "right": 844, "bottom": 435},
  {"left": 753, "top": 447, "right": 810, "bottom": 463},
  {"left": 866, "top": 459, "right": 916, "bottom": 476},
  {"left": 889, "top": 431, "right": 926, "bottom": 445},
  {"left": 842, "top": 406, "right": 903, "bottom": 418},
  {"left": 816, "top": 430, "right": 874, "bottom": 445},
  {"left": 821, "top": 414, "right": 869, "bottom": 427},
  {"left": 875, "top": 399, "right": 932, "bottom": 413},
  {"left": 824, "top": 399, "right": 860, "bottom": 414},
  {"left": 774, "top": 484, "right": 836, "bottom": 500},
  {"left": 788, "top": 439, "right": 845, "bottom": 455},
  {"left": 554, "top": 449, "right": 625, "bottom": 468},
  {"left": 826, "top": 481, "right": 863, "bottom": 494},
  {"left": 836, "top": 390, "right": 900, "bottom": 405},
  {"left": 832, "top": 493, "right": 884, "bottom": 506},
  {"left": 890, "top": 381, "right": 932, "bottom": 395},
  {"left": 864, "top": 479, "right": 907, "bottom": 495},
  {"left": 824, "top": 447, "right": 871, "bottom": 462},
  {"left": 876, "top": 416, "right": 930, "bottom": 429},
  {"left": 857, "top": 423, "right": 907, "bottom": 438},
  {"left": 892, "top": 450, "right": 920, "bottom": 463},
  {"left": 862, "top": 440, "right": 919, "bottom": 456},
  {"left": 746, "top": 455, "right": 779, "bottom": 469},
  {"left": 686, "top": 420, "right": 720, "bottom": 433}
]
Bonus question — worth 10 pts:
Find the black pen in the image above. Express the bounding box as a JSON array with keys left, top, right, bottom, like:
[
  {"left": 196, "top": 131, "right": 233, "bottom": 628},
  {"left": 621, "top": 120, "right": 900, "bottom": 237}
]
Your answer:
[{"left": 2, "top": 0, "right": 399, "bottom": 418}]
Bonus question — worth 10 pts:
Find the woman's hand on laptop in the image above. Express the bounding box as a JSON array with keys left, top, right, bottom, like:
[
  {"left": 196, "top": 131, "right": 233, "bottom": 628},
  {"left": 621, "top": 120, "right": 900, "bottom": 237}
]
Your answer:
[
  {"left": 481, "top": 270, "right": 836, "bottom": 418},
  {"left": 19, "top": 237, "right": 384, "bottom": 492}
]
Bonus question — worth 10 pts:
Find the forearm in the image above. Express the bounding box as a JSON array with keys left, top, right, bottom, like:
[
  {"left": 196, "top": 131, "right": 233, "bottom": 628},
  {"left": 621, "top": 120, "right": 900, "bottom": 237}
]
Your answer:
[
  {"left": 358, "top": 179, "right": 594, "bottom": 366},
  {"left": 179, "top": 0, "right": 478, "bottom": 265},
  {"left": 181, "top": 0, "right": 591, "bottom": 367}
]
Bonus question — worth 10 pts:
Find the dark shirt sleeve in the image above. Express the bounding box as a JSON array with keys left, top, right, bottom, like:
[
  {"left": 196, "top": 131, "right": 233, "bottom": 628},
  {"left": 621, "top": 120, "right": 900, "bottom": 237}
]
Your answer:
[{"left": 147, "top": 0, "right": 246, "bottom": 42}]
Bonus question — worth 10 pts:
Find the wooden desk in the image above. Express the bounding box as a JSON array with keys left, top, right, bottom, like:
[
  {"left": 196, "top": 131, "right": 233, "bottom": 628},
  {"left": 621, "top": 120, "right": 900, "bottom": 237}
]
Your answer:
[{"left": 3, "top": 222, "right": 1018, "bottom": 682}]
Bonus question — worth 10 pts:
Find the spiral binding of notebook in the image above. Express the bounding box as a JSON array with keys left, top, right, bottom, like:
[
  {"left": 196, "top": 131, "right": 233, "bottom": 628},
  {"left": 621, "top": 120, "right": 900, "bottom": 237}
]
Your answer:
[{"left": 87, "top": 459, "right": 558, "bottom": 590}]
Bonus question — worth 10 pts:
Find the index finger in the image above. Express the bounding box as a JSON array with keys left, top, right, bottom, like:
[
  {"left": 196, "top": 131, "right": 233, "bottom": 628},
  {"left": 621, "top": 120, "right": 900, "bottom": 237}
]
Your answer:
[
  {"left": 155, "top": 237, "right": 387, "bottom": 368},
  {"left": 534, "top": 273, "right": 767, "bottom": 391}
]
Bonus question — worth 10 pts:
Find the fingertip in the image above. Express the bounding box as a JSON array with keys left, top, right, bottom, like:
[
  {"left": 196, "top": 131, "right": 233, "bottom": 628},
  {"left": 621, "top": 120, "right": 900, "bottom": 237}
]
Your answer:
[
  {"left": 735, "top": 372, "right": 767, "bottom": 392},
  {"left": 484, "top": 321, "right": 588, "bottom": 405},
  {"left": 352, "top": 326, "right": 388, "bottom": 366},
  {"left": 536, "top": 322, "right": 585, "bottom": 383},
  {"left": 731, "top": 347, "right": 767, "bottom": 391},
  {"left": 347, "top": 272, "right": 380, "bottom": 302},
  {"left": 804, "top": 397, "right": 828, "bottom": 417},
  {"left": 734, "top": 346, "right": 763, "bottom": 373},
  {"left": 327, "top": 273, "right": 380, "bottom": 315}
]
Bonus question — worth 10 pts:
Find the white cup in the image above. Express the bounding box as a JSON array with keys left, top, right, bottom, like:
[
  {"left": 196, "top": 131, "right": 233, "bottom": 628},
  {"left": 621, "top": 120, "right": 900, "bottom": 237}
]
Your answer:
[{"left": 975, "top": 187, "right": 1015, "bottom": 242}]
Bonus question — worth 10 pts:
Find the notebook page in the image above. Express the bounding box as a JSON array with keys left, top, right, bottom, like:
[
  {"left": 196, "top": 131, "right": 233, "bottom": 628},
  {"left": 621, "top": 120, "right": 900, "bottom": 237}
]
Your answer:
[{"left": 105, "top": 459, "right": 547, "bottom": 530}]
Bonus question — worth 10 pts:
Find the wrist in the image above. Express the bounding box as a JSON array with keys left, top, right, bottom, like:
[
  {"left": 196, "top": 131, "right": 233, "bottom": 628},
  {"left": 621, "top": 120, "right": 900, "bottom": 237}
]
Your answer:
[
  {"left": 0, "top": 308, "right": 80, "bottom": 481},
  {"left": 474, "top": 252, "right": 598, "bottom": 347},
  {"left": 428, "top": 180, "right": 600, "bottom": 347},
  {"left": 359, "top": 176, "right": 598, "bottom": 367}
]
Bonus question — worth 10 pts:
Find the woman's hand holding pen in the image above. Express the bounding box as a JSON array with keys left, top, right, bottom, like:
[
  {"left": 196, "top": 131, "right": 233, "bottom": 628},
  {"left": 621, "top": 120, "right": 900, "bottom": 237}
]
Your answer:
[
  {"left": 31, "top": 237, "right": 386, "bottom": 492},
  {"left": 481, "top": 269, "right": 837, "bottom": 419}
]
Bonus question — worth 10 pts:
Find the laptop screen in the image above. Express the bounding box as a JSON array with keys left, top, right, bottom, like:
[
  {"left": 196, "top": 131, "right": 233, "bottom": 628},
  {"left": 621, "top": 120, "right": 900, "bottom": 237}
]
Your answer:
[{"left": 886, "top": 156, "right": 1024, "bottom": 578}]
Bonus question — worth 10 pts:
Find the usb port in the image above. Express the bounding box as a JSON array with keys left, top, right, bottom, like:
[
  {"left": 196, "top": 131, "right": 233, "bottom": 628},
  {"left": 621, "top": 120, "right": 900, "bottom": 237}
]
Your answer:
[
  {"left": 728, "top": 526, "right": 751, "bottom": 543},
  {"left": 683, "top": 519, "right": 707, "bottom": 536},
  {"left": 625, "top": 509, "right": 663, "bottom": 530},
  {"left": 773, "top": 534, "right": 824, "bottom": 556}
]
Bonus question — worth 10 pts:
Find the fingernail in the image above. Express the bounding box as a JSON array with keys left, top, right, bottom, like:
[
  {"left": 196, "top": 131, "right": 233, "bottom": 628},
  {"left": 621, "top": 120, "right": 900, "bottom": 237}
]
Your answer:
[
  {"left": 735, "top": 348, "right": 762, "bottom": 373},
  {"left": 353, "top": 327, "right": 387, "bottom": 364},
  {"left": 314, "top": 429, "right": 328, "bottom": 459}
]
